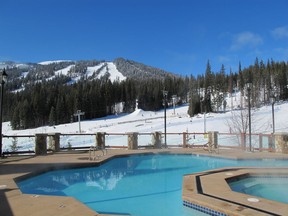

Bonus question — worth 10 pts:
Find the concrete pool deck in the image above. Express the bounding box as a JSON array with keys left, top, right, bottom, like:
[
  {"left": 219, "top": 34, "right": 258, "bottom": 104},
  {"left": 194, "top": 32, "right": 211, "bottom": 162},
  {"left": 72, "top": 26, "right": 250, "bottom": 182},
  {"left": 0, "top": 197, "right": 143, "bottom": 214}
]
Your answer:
[
  {"left": 1, "top": 148, "right": 288, "bottom": 216},
  {"left": 183, "top": 168, "right": 288, "bottom": 216}
]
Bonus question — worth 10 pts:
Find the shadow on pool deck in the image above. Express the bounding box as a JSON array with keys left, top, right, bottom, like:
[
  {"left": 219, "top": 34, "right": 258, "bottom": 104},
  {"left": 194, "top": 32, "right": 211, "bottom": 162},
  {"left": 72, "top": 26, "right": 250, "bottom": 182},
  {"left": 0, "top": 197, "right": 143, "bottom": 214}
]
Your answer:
[
  {"left": 1, "top": 148, "right": 288, "bottom": 216},
  {"left": 0, "top": 188, "right": 14, "bottom": 216}
]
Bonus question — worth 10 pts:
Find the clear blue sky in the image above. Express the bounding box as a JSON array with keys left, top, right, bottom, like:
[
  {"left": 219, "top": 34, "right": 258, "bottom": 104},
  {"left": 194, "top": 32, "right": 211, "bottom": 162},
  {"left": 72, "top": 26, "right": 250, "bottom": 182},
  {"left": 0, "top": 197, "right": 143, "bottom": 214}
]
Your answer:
[{"left": 1, "top": 0, "right": 288, "bottom": 76}]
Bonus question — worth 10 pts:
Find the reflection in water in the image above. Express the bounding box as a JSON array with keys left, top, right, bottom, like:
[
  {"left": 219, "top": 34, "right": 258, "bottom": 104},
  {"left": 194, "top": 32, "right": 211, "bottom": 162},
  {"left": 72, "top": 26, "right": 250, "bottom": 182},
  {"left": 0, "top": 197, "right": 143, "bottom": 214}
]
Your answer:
[
  {"left": 85, "top": 170, "right": 124, "bottom": 190},
  {"left": 18, "top": 158, "right": 133, "bottom": 195},
  {"left": 19, "top": 154, "right": 177, "bottom": 195}
]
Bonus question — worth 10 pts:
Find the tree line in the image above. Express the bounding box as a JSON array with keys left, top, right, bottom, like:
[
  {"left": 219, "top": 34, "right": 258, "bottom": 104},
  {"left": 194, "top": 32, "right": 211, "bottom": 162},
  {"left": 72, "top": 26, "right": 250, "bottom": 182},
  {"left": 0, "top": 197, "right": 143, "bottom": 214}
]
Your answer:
[
  {"left": 2, "top": 58, "right": 288, "bottom": 130},
  {"left": 188, "top": 58, "right": 288, "bottom": 116},
  {"left": 3, "top": 75, "right": 187, "bottom": 129}
]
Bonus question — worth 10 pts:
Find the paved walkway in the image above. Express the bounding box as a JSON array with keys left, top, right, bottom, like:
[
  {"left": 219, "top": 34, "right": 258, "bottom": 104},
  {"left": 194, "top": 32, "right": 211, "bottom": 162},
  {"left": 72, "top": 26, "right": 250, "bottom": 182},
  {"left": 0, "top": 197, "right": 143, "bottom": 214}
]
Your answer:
[{"left": 1, "top": 148, "right": 288, "bottom": 216}]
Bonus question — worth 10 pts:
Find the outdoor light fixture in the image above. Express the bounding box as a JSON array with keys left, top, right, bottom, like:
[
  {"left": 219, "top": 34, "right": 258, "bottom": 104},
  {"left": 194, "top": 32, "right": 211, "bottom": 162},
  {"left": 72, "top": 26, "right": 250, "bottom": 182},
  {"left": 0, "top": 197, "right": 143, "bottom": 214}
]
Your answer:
[
  {"left": 172, "top": 95, "right": 177, "bottom": 115},
  {"left": 0, "top": 69, "right": 8, "bottom": 157},
  {"left": 246, "top": 83, "right": 252, "bottom": 152},
  {"left": 163, "top": 90, "right": 168, "bottom": 148}
]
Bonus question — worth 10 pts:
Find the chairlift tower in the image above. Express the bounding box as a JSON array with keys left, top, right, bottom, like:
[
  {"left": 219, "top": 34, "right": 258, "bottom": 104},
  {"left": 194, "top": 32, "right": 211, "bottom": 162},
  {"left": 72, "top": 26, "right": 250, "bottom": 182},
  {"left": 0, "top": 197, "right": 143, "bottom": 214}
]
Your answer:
[{"left": 74, "top": 110, "right": 85, "bottom": 134}]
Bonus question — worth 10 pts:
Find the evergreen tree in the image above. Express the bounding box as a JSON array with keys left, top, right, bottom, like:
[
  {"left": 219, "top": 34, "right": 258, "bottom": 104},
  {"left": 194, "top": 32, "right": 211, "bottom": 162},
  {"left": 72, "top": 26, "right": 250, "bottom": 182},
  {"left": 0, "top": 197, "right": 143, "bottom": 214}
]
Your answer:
[
  {"left": 48, "top": 106, "right": 56, "bottom": 126},
  {"left": 188, "top": 75, "right": 201, "bottom": 116},
  {"left": 11, "top": 104, "right": 20, "bottom": 130},
  {"left": 265, "top": 60, "right": 272, "bottom": 102},
  {"left": 19, "top": 99, "right": 32, "bottom": 129},
  {"left": 203, "top": 60, "right": 213, "bottom": 112},
  {"left": 238, "top": 62, "right": 245, "bottom": 108},
  {"left": 10, "top": 137, "right": 19, "bottom": 152},
  {"left": 55, "top": 96, "right": 66, "bottom": 124},
  {"left": 213, "top": 64, "right": 226, "bottom": 112}
]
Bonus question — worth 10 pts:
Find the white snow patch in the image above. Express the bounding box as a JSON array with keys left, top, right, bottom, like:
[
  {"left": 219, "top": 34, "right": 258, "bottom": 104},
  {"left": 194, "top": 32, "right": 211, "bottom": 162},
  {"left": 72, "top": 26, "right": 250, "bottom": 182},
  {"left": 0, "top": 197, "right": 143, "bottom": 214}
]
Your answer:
[
  {"left": 86, "top": 63, "right": 106, "bottom": 77},
  {"left": 16, "top": 64, "right": 29, "bottom": 69},
  {"left": 55, "top": 65, "right": 75, "bottom": 76},
  {"left": 89, "top": 62, "right": 126, "bottom": 82},
  {"left": 21, "top": 72, "right": 29, "bottom": 78},
  {"left": 38, "top": 60, "right": 72, "bottom": 65},
  {"left": 105, "top": 62, "right": 126, "bottom": 82}
]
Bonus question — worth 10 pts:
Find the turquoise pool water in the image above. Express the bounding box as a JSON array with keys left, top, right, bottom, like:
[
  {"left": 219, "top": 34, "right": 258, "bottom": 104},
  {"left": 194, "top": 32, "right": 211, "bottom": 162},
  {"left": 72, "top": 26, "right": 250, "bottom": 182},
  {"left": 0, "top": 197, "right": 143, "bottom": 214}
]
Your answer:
[
  {"left": 229, "top": 175, "right": 288, "bottom": 204},
  {"left": 17, "top": 154, "right": 288, "bottom": 216}
]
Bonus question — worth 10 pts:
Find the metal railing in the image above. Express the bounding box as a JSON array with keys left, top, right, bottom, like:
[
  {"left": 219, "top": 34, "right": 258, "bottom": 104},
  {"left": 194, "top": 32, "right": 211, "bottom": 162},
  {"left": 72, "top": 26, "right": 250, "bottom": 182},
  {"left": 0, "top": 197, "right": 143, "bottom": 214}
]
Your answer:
[
  {"left": 2, "top": 131, "right": 275, "bottom": 156},
  {"left": 218, "top": 132, "right": 275, "bottom": 151}
]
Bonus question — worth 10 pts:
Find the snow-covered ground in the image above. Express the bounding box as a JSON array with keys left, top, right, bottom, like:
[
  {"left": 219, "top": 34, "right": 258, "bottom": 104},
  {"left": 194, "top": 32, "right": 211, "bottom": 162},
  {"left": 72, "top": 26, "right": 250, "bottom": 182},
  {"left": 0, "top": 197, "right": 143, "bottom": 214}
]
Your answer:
[
  {"left": 2, "top": 94, "right": 288, "bottom": 152},
  {"left": 87, "top": 62, "right": 126, "bottom": 82}
]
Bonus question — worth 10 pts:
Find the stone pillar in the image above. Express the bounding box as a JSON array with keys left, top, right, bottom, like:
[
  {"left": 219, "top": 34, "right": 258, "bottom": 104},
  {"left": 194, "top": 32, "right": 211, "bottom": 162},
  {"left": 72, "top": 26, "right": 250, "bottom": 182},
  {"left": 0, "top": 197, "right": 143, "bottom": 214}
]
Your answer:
[
  {"left": 268, "top": 135, "right": 274, "bottom": 152},
  {"left": 48, "top": 133, "right": 60, "bottom": 152},
  {"left": 35, "top": 133, "right": 48, "bottom": 155},
  {"left": 152, "top": 131, "right": 162, "bottom": 149},
  {"left": 127, "top": 132, "right": 138, "bottom": 150},
  {"left": 208, "top": 131, "right": 218, "bottom": 150},
  {"left": 240, "top": 133, "right": 246, "bottom": 150},
  {"left": 274, "top": 133, "right": 288, "bottom": 153},
  {"left": 96, "top": 132, "right": 106, "bottom": 149},
  {"left": 183, "top": 132, "right": 187, "bottom": 148},
  {"left": 259, "top": 133, "right": 263, "bottom": 151}
]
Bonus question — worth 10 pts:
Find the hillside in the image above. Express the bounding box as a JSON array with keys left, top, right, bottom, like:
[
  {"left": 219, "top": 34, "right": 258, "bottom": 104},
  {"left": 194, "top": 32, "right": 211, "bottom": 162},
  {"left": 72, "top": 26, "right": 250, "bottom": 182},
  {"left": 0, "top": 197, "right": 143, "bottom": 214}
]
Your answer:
[
  {"left": 1, "top": 58, "right": 288, "bottom": 132},
  {"left": 2, "top": 58, "right": 177, "bottom": 92},
  {"left": 113, "top": 58, "right": 176, "bottom": 80}
]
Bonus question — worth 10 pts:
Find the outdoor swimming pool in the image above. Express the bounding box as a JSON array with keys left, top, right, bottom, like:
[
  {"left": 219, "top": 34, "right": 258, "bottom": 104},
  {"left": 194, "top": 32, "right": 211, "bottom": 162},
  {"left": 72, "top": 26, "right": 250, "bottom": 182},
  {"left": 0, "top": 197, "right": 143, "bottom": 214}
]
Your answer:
[
  {"left": 17, "top": 154, "right": 288, "bottom": 216},
  {"left": 228, "top": 175, "right": 288, "bottom": 204}
]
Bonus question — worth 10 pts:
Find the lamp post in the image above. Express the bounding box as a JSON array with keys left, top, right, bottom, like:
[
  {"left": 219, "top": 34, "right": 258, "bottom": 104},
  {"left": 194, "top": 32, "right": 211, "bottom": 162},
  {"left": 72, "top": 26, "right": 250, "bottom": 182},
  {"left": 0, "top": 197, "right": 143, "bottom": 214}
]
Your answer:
[
  {"left": 163, "top": 90, "right": 168, "bottom": 148},
  {"left": 0, "top": 69, "right": 8, "bottom": 157},
  {"left": 204, "top": 112, "right": 206, "bottom": 133},
  {"left": 172, "top": 95, "right": 176, "bottom": 115},
  {"left": 247, "top": 83, "right": 252, "bottom": 152},
  {"left": 270, "top": 96, "right": 275, "bottom": 134}
]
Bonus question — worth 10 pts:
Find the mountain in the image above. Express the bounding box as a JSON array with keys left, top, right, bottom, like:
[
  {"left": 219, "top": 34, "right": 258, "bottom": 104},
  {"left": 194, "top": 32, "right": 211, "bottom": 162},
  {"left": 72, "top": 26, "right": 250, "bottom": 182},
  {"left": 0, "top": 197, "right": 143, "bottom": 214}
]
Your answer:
[
  {"left": 0, "top": 61, "right": 30, "bottom": 70},
  {"left": 1, "top": 58, "right": 177, "bottom": 92},
  {"left": 113, "top": 58, "right": 176, "bottom": 80}
]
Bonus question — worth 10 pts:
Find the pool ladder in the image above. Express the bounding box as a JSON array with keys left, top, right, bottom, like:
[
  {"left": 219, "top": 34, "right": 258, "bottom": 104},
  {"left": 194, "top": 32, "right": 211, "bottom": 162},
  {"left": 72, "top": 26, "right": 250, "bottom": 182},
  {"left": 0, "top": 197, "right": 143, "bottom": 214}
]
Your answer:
[{"left": 89, "top": 146, "right": 107, "bottom": 161}]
